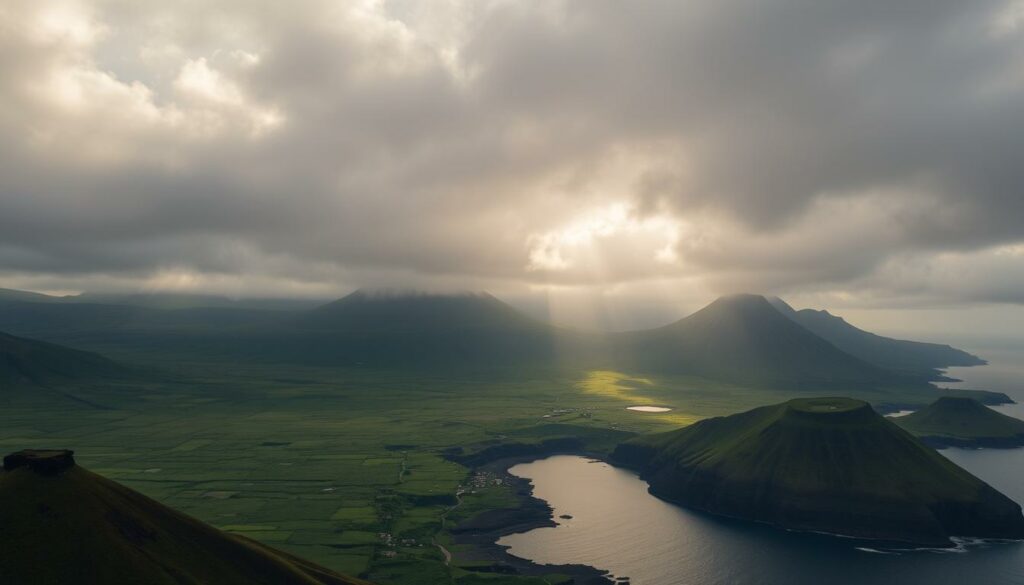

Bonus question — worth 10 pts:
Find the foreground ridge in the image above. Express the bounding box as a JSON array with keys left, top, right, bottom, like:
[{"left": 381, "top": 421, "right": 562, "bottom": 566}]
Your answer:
[{"left": 0, "top": 449, "right": 371, "bottom": 585}]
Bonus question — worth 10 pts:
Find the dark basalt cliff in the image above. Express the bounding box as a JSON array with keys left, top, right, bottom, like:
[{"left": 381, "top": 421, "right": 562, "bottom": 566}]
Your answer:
[{"left": 612, "top": 398, "right": 1024, "bottom": 547}]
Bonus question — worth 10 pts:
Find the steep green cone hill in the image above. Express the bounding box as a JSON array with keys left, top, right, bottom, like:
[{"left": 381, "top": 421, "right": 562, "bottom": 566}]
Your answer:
[
  {"left": 0, "top": 449, "right": 371, "bottom": 585},
  {"left": 894, "top": 397, "right": 1024, "bottom": 448},
  {"left": 612, "top": 397, "right": 1024, "bottom": 546}
]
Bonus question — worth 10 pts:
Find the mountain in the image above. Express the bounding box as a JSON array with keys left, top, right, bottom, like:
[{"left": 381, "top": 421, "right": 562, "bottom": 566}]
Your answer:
[
  {"left": 281, "top": 289, "right": 563, "bottom": 367},
  {"left": 0, "top": 449, "right": 370, "bottom": 585},
  {"left": 297, "top": 289, "right": 542, "bottom": 332},
  {"left": 894, "top": 397, "right": 1024, "bottom": 448},
  {"left": 0, "top": 331, "right": 122, "bottom": 385},
  {"left": 612, "top": 397, "right": 1024, "bottom": 546},
  {"left": 767, "top": 297, "right": 984, "bottom": 375},
  {"left": 617, "top": 294, "right": 901, "bottom": 388}
]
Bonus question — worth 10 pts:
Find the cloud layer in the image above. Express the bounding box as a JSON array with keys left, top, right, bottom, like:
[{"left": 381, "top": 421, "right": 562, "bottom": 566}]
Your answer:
[{"left": 2, "top": 0, "right": 1023, "bottom": 313}]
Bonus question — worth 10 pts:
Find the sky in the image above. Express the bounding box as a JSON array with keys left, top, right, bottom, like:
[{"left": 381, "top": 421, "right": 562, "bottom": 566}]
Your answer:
[{"left": 2, "top": 0, "right": 1024, "bottom": 337}]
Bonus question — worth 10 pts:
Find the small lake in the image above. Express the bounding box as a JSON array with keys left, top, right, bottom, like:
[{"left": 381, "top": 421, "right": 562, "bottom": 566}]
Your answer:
[
  {"left": 627, "top": 406, "right": 673, "bottom": 412},
  {"left": 499, "top": 349, "right": 1024, "bottom": 585}
]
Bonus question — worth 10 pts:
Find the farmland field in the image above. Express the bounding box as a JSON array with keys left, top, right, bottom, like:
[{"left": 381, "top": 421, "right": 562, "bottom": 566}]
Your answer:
[{"left": 0, "top": 357, "right": 972, "bottom": 584}]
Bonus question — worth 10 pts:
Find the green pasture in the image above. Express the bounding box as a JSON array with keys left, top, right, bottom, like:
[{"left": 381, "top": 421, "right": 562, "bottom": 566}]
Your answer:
[{"left": 0, "top": 359, "right": 964, "bottom": 584}]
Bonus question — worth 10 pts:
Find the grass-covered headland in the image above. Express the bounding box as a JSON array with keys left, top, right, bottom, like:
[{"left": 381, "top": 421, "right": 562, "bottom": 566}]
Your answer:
[{"left": 612, "top": 397, "right": 1024, "bottom": 547}]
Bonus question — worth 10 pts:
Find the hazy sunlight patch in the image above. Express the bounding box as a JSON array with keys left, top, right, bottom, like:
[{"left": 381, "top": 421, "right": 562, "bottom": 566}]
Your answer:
[{"left": 578, "top": 370, "right": 698, "bottom": 426}]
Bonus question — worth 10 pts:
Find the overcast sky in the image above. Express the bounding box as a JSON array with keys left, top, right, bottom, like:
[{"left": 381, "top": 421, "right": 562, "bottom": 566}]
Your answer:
[{"left": 2, "top": 0, "right": 1024, "bottom": 335}]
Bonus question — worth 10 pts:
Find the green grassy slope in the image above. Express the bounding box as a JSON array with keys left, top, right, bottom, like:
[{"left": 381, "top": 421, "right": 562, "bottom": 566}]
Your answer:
[
  {"left": 0, "top": 450, "right": 371, "bottom": 585},
  {"left": 767, "top": 297, "right": 984, "bottom": 374},
  {"left": 612, "top": 397, "right": 1024, "bottom": 546},
  {"left": 0, "top": 331, "right": 123, "bottom": 384},
  {"left": 617, "top": 295, "right": 906, "bottom": 388},
  {"left": 894, "top": 397, "right": 1024, "bottom": 448}
]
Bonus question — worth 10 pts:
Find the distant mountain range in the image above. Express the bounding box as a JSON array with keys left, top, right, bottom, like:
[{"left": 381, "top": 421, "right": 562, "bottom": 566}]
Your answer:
[
  {"left": 0, "top": 287, "right": 985, "bottom": 388},
  {"left": 0, "top": 449, "right": 370, "bottom": 585}
]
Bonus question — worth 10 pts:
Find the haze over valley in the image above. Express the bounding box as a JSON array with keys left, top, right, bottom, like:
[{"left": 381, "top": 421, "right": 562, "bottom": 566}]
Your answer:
[{"left": 3, "top": 1, "right": 1024, "bottom": 584}]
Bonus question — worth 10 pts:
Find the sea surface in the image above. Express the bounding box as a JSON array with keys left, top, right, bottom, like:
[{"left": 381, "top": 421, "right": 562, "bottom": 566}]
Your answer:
[{"left": 499, "top": 348, "right": 1024, "bottom": 585}]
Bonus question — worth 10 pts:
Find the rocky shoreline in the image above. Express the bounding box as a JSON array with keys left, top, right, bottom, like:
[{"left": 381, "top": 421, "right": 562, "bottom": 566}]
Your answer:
[{"left": 448, "top": 454, "right": 615, "bottom": 585}]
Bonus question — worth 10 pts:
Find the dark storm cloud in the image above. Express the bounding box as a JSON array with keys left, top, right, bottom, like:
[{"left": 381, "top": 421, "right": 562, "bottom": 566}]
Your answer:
[{"left": 0, "top": 0, "right": 1022, "bottom": 305}]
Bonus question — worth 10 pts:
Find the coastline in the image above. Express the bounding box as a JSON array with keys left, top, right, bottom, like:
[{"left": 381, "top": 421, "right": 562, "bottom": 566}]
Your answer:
[
  {"left": 446, "top": 452, "right": 615, "bottom": 585},
  {"left": 917, "top": 434, "right": 1024, "bottom": 450}
]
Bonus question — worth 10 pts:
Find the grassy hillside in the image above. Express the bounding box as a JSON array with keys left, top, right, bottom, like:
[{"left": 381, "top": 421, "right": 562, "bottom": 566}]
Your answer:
[
  {"left": 613, "top": 397, "right": 1024, "bottom": 546},
  {"left": 617, "top": 295, "right": 904, "bottom": 388},
  {"left": 768, "top": 297, "right": 984, "bottom": 375},
  {"left": 0, "top": 331, "right": 122, "bottom": 385},
  {"left": 894, "top": 397, "right": 1024, "bottom": 448},
  {"left": 0, "top": 449, "right": 371, "bottom": 585}
]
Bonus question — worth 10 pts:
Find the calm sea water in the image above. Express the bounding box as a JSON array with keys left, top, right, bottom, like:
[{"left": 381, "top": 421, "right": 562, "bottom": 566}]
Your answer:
[{"left": 499, "top": 349, "right": 1024, "bottom": 585}]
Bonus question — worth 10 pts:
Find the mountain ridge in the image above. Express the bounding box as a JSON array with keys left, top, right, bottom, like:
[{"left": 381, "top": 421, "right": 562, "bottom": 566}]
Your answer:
[
  {"left": 615, "top": 294, "right": 902, "bottom": 388},
  {"left": 0, "top": 287, "right": 984, "bottom": 391},
  {"left": 766, "top": 297, "right": 985, "bottom": 375}
]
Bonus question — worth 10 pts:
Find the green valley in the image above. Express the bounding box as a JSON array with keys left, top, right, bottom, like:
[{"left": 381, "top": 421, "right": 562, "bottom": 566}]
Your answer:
[{"left": 0, "top": 290, "right": 1019, "bottom": 583}]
